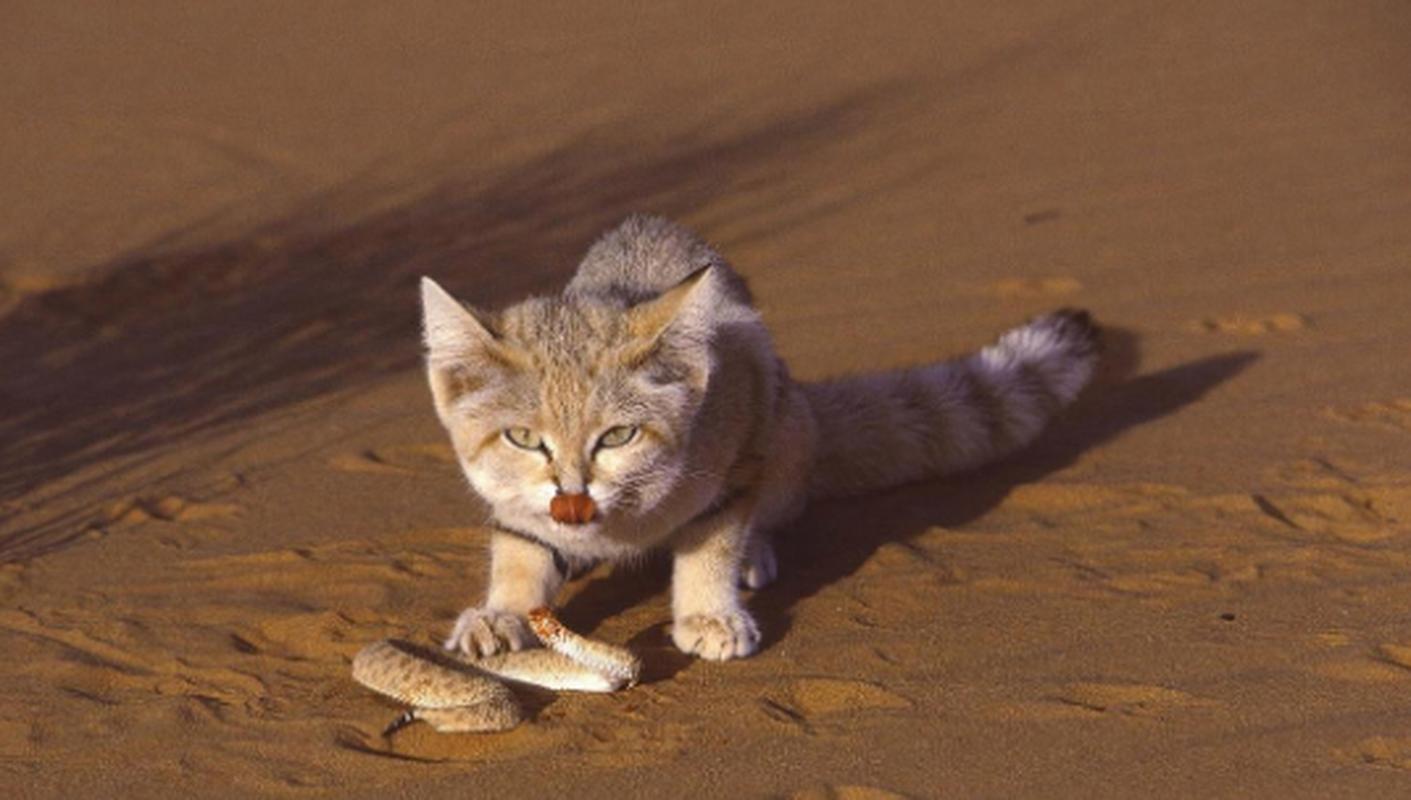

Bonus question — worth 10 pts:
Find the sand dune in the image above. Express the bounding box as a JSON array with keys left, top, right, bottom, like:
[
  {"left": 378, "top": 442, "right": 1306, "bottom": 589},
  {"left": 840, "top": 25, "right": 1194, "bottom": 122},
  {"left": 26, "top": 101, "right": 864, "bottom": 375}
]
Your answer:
[{"left": 3, "top": 1, "right": 1411, "bottom": 797}]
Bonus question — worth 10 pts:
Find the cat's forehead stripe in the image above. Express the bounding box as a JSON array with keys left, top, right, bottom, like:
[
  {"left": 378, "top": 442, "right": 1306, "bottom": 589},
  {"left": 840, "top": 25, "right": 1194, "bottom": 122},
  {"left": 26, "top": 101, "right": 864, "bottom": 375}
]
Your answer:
[
  {"left": 493, "top": 298, "right": 641, "bottom": 441},
  {"left": 504, "top": 298, "right": 627, "bottom": 367}
]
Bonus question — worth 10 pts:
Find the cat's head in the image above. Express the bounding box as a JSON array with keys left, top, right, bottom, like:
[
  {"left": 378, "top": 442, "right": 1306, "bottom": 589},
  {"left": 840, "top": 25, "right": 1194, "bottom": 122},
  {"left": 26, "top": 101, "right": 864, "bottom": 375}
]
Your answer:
[{"left": 420, "top": 271, "right": 717, "bottom": 552}]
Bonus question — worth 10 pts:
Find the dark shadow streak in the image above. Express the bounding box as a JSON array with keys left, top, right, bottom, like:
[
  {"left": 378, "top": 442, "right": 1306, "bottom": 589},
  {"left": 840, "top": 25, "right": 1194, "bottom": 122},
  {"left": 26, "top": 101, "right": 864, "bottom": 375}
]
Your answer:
[{"left": 0, "top": 86, "right": 918, "bottom": 562}]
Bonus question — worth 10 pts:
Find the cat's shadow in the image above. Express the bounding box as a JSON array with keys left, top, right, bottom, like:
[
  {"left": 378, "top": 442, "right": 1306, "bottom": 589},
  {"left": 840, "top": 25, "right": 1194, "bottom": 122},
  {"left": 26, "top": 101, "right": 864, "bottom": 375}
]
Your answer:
[{"left": 557, "top": 328, "right": 1259, "bottom": 672}]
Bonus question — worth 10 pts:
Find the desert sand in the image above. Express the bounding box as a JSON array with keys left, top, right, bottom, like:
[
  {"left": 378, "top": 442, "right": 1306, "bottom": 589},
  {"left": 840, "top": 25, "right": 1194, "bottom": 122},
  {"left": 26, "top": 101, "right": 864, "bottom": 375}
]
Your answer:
[{"left": 3, "top": 1, "right": 1411, "bottom": 797}]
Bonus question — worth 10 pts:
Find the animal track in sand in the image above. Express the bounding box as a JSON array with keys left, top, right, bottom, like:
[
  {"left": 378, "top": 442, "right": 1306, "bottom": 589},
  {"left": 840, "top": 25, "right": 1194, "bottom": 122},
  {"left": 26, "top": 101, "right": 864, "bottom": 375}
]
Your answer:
[
  {"left": 845, "top": 543, "right": 963, "bottom": 629},
  {"left": 790, "top": 678, "right": 911, "bottom": 715},
  {"left": 240, "top": 610, "right": 361, "bottom": 661},
  {"left": 1048, "top": 682, "right": 1214, "bottom": 718},
  {"left": 1000, "top": 476, "right": 1407, "bottom": 543},
  {"left": 1326, "top": 399, "right": 1411, "bottom": 434},
  {"left": 763, "top": 677, "right": 911, "bottom": 729},
  {"left": 1309, "top": 636, "right": 1411, "bottom": 684},
  {"left": 0, "top": 608, "right": 268, "bottom": 709},
  {"left": 1312, "top": 660, "right": 1408, "bottom": 683},
  {"left": 176, "top": 743, "right": 340, "bottom": 793},
  {"left": 1375, "top": 643, "right": 1411, "bottom": 673},
  {"left": 131, "top": 543, "right": 461, "bottom": 610},
  {"left": 1188, "top": 312, "right": 1308, "bottom": 335},
  {"left": 100, "top": 495, "right": 241, "bottom": 525},
  {"left": 571, "top": 719, "right": 694, "bottom": 768},
  {"left": 964, "top": 473, "right": 1411, "bottom": 598},
  {"left": 1260, "top": 459, "right": 1411, "bottom": 539},
  {"left": 1250, "top": 490, "right": 1398, "bottom": 543},
  {"left": 328, "top": 443, "right": 456, "bottom": 474}
]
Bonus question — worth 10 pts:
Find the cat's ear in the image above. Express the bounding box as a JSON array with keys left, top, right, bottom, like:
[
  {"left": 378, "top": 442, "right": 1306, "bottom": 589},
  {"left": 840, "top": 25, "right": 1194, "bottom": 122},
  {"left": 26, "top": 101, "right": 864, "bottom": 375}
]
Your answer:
[
  {"left": 622, "top": 267, "right": 717, "bottom": 386},
  {"left": 420, "top": 277, "right": 498, "bottom": 364},
  {"left": 420, "top": 277, "right": 522, "bottom": 418},
  {"left": 625, "top": 266, "right": 715, "bottom": 347}
]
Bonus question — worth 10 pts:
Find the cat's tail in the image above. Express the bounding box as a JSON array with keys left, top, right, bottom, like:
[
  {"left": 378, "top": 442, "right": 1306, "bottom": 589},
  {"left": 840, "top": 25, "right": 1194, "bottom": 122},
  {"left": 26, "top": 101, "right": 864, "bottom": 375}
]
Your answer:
[{"left": 801, "top": 309, "right": 1100, "bottom": 499}]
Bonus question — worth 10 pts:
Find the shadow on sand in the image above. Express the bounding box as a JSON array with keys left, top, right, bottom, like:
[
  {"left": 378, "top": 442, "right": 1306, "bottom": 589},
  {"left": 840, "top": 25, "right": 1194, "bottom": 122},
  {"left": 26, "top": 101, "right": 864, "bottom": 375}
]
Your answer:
[
  {"left": 555, "top": 327, "right": 1259, "bottom": 676},
  {"left": 0, "top": 87, "right": 917, "bottom": 562}
]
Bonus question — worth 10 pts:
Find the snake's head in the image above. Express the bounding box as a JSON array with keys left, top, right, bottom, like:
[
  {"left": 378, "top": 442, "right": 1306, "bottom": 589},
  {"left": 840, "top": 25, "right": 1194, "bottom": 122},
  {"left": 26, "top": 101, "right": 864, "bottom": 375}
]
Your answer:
[{"left": 526, "top": 606, "right": 563, "bottom": 642}]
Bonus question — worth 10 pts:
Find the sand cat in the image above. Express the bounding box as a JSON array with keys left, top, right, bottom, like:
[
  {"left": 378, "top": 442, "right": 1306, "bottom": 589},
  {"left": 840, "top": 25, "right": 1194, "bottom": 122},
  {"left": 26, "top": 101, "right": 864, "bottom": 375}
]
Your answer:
[{"left": 421, "top": 215, "right": 1099, "bottom": 661}]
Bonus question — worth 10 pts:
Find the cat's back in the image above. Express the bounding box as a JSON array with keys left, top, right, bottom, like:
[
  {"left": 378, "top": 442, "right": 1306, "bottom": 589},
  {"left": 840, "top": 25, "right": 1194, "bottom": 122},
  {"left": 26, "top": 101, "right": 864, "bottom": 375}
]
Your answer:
[{"left": 567, "top": 215, "right": 753, "bottom": 306}]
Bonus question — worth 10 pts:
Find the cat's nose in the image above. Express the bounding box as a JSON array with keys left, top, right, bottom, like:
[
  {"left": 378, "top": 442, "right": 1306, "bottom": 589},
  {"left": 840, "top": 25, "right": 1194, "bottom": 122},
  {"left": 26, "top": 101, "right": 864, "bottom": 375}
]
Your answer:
[{"left": 549, "top": 492, "right": 597, "bottom": 525}]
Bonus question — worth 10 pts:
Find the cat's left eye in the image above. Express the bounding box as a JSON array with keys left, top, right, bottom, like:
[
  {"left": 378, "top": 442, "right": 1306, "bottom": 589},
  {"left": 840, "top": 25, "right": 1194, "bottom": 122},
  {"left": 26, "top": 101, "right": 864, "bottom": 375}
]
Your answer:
[
  {"left": 595, "top": 425, "right": 639, "bottom": 450},
  {"left": 504, "top": 427, "right": 544, "bottom": 450}
]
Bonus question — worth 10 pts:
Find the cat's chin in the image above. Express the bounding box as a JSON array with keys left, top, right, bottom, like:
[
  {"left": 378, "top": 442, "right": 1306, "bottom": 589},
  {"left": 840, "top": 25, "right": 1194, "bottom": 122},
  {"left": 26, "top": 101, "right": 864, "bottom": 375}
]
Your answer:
[
  {"left": 537, "top": 516, "right": 651, "bottom": 562},
  {"left": 548, "top": 518, "right": 602, "bottom": 537},
  {"left": 492, "top": 506, "right": 645, "bottom": 560}
]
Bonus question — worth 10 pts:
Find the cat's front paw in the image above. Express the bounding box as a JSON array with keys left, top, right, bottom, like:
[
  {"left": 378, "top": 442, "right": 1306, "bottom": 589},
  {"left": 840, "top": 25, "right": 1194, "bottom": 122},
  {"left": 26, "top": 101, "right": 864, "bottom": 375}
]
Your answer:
[
  {"left": 444, "top": 606, "right": 532, "bottom": 658},
  {"left": 671, "top": 608, "right": 760, "bottom": 661}
]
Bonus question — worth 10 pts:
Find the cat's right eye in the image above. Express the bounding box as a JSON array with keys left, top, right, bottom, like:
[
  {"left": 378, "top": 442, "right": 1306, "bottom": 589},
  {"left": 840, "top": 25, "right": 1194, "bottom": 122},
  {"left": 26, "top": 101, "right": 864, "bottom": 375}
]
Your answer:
[
  {"left": 503, "top": 427, "right": 544, "bottom": 451},
  {"left": 595, "top": 425, "right": 639, "bottom": 450}
]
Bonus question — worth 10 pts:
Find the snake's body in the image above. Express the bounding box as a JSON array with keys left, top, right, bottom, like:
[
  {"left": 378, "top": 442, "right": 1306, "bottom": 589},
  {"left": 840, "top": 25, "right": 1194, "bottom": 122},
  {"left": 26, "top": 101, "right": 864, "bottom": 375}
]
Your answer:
[{"left": 351, "top": 607, "right": 641, "bottom": 734}]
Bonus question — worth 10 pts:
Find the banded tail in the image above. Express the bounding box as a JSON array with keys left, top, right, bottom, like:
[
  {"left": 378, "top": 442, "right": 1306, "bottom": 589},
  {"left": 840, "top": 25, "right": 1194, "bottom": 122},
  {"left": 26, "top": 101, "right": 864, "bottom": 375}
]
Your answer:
[{"left": 803, "top": 309, "right": 1100, "bottom": 498}]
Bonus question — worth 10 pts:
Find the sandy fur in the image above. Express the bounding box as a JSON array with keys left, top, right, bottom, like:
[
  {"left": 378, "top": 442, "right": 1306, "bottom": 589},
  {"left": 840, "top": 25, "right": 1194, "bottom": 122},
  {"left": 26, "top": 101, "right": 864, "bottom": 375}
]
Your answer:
[{"left": 424, "top": 217, "right": 1099, "bottom": 661}]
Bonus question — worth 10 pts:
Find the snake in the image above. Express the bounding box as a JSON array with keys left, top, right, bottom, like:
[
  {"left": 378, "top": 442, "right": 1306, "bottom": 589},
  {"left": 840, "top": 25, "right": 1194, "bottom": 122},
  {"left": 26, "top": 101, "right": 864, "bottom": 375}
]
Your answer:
[{"left": 351, "top": 607, "right": 642, "bottom": 734}]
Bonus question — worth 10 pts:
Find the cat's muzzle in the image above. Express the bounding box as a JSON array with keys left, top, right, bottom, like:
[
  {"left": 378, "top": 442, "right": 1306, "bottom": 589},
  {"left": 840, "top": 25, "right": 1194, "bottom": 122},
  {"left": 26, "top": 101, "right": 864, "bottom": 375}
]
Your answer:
[{"left": 550, "top": 492, "right": 597, "bottom": 525}]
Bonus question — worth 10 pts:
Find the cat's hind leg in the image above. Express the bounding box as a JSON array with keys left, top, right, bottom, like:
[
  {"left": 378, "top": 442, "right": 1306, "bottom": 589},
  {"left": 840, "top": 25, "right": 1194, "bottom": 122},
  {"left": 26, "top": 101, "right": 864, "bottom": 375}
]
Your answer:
[{"left": 741, "top": 532, "right": 777, "bottom": 590}]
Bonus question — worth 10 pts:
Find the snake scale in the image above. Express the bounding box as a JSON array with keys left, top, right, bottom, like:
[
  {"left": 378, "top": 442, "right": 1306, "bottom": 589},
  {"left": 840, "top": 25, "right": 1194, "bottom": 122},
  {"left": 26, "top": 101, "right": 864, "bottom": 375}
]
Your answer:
[{"left": 351, "top": 607, "right": 641, "bottom": 734}]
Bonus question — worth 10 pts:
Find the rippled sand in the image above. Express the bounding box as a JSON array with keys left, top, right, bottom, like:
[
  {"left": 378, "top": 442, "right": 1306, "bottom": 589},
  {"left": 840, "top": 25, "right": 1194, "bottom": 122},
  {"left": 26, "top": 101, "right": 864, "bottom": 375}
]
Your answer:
[{"left": 3, "top": 2, "right": 1410, "bottom": 797}]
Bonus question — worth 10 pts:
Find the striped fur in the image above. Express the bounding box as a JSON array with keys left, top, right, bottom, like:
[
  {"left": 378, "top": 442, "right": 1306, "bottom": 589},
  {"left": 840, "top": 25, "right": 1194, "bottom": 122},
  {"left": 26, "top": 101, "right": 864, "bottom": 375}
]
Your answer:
[{"left": 803, "top": 309, "right": 1099, "bottom": 498}]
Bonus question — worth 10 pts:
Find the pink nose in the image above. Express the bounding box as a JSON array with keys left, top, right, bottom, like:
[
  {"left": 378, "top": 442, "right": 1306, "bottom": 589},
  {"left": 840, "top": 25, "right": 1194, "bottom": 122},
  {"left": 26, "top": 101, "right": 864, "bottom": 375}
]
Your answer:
[{"left": 550, "top": 493, "right": 597, "bottom": 525}]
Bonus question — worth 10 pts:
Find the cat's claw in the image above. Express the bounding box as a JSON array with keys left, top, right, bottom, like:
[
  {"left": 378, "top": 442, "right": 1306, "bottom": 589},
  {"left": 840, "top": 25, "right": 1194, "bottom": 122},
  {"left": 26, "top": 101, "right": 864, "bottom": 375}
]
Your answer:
[
  {"left": 672, "top": 609, "right": 760, "bottom": 661},
  {"left": 444, "top": 607, "right": 532, "bottom": 658}
]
